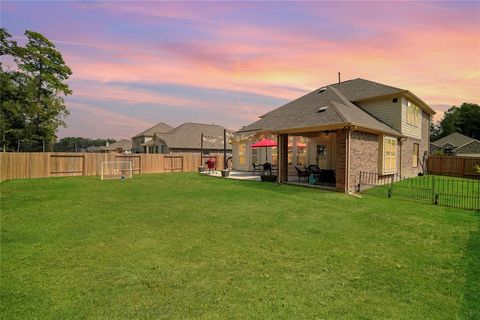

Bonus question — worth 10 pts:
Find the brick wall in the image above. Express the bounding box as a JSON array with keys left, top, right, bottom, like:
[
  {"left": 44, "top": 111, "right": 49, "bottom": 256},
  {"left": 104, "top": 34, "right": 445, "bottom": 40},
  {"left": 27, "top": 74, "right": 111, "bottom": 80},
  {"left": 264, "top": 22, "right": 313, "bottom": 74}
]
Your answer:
[{"left": 349, "top": 131, "right": 379, "bottom": 189}]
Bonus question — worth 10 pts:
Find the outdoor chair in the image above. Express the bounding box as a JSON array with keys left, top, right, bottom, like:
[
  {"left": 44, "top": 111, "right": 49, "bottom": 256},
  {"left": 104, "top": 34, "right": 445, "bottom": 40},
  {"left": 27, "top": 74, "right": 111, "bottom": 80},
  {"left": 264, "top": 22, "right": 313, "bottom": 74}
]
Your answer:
[
  {"left": 307, "top": 164, "right": 322, "bottom": 175},
  {"left": 252, "top": 163, "right": 263, "bottom": 175},
  {"left": 295, "top": 166, "right": 309, "bottom": 182},
  {"left": 262, "top": 162, "right": 273, "bottom": 175}
]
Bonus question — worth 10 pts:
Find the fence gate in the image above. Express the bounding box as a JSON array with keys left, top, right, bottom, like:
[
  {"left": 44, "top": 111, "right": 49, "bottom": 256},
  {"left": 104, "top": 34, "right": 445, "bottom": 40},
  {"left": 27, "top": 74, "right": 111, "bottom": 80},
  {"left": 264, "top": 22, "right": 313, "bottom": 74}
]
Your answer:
[
  {"left": 164, "top": 155, "right": 183, "bottom": 172},
  {"left": 358, "top": 171, "right": 480, "bottom": 211},
  {"left": 50, "top": 154, "right": 85, "bottom": 176}
]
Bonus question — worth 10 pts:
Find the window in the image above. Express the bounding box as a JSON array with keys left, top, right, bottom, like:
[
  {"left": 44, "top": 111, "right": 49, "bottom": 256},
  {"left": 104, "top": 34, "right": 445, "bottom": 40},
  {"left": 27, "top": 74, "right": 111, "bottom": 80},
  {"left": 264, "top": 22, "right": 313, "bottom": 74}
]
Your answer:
[
  {"left": 383, "top": 136, "right": 397, "bottom": 173},
  {"left": 317, "top": 145, "right": 326, "bottom": 157},
  {"left": 238, "top": 143, "right": 246, "bottom": 166},
  {"left": 251, "top": 147, "right": 259, "bottom": 165},
  {"left": 406, "top": 100, "right": 420, "bottom": 126},
  {"left": 160, "top": 145, "right": 166, "bottom": 154},
  {"left": 392, "top": 98, "right": 398, "bottom": 103},
  {"left": 412, "top": 143, "right": 419, "bottom": 167}
]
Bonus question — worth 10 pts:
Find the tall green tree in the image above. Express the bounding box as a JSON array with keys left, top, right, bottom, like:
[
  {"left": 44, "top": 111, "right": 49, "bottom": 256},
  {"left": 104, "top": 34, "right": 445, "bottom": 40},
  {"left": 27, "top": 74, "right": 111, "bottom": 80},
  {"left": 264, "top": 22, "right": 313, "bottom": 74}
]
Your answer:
[
  {"left": 433, "top": 103, "right": 480, "bottom": 141},
  {"left": 0, "top": 28, "right": 72, "bottom": 151}
]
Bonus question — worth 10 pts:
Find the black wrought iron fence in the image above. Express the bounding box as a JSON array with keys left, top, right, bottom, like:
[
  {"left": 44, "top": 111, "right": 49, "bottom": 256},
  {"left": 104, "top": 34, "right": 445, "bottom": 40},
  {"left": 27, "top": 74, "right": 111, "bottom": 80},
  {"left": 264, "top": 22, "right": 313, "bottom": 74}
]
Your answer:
[{"left": 358, "top": 171, "right": 480, "bottom": 211}]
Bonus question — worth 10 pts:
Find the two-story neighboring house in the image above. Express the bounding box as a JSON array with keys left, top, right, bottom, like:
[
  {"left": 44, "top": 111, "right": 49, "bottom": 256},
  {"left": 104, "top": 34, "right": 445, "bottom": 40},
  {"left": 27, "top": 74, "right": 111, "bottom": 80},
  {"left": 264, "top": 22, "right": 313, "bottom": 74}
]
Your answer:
[
  {"left": 231, "top": 78, "right": 435, "bottom": 192},
  {"left": 131, "top": 122, "right": 173, "bottom": 153}
]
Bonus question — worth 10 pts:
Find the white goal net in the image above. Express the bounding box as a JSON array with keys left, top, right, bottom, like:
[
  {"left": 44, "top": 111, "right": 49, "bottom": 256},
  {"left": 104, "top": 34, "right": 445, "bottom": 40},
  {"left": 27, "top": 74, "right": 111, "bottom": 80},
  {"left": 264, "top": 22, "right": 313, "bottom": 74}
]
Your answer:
[{"left": 101, "top": 161, "right": 133, "bottom": 180}]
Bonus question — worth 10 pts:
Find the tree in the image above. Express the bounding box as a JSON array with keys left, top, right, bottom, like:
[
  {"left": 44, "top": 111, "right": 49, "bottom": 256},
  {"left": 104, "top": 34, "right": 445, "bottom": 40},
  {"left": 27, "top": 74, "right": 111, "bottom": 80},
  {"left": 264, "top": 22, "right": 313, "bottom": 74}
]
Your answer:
[
  {"left": 433, "top": 103, "right": 480, "bottom": 141},
  {"left": 429, "top": 122, "right": 441, "bottom": 141},
  {"left": 0, "top": 28, "right": 72, "bottom": 151},
  {"left": 55, "top": 137, "right": 117, "bottom": 152}
]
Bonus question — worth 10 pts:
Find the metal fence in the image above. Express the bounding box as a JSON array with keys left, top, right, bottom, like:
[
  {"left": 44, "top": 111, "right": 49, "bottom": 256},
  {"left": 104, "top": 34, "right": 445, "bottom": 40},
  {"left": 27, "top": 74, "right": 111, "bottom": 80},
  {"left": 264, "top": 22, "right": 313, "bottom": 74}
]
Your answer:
[{"left": 358, "top": 171, "right": 480, "bottom": 211}]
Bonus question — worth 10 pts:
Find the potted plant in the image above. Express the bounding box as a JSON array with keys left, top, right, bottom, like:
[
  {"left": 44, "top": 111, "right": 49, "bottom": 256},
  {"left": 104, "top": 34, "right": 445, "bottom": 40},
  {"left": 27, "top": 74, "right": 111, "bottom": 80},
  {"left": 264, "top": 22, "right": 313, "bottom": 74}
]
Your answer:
[
  {"left": 261, "top": 174, "right": 277, "bottom": 182},
  {"left": 221, "top": 169, "right": 230, "bottom": 177}
]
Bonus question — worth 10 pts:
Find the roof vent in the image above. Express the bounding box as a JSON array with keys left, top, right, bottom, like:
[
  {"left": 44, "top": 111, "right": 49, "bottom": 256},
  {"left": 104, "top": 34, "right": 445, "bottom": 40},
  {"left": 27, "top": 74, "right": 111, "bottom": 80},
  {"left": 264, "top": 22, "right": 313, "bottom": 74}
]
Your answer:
[
  {"left": 316, "top": 106, "right": 329, "bottom": 113},
  {"left": 317, "top": 87, "right": 327, "bottom": 94}
]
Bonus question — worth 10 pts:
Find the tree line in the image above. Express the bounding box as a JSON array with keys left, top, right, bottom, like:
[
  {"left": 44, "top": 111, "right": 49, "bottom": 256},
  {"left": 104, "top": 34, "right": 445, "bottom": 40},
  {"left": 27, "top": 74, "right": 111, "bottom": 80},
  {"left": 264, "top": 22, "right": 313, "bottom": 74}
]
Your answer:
[{"left": 430, "top": 102, "right": 480, "bottom": 141}]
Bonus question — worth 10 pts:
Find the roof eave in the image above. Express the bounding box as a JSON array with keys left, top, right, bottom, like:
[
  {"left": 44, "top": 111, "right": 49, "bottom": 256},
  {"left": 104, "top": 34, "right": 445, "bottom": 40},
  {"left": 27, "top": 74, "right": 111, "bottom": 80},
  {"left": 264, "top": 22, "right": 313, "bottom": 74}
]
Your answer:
[{"left": 403, "top": 91, "right": 436, "bottom": 115}]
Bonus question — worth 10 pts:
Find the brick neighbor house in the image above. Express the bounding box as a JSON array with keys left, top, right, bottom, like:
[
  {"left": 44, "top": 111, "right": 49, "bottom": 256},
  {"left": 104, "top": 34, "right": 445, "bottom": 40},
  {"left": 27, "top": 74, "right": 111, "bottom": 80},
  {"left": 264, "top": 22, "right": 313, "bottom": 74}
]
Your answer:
[{"left": 231, "top": 78, "right": 435, "bottom": 192}]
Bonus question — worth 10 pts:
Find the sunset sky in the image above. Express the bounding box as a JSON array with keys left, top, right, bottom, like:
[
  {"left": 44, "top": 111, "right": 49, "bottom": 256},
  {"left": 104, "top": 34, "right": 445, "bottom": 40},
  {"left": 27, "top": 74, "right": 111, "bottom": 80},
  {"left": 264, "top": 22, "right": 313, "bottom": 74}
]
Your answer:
[{"left": 2, "top": 1, "right": 479, "bottom": 139}]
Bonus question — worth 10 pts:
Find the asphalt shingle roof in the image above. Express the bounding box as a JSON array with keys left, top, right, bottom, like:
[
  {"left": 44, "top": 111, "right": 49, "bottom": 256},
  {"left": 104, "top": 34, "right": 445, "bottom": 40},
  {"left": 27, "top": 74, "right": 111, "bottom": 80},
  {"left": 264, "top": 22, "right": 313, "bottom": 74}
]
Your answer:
[
  {"left": 103, "top": 139, "right": 132, "bottom": 151},
  {"left": 433, "top": 132, "right": 476, "bottom": 148},
  {"left": 330, "top": 78, "right": 405, "bottom": 101},
  {"left": 133, "top": 122, "right": 173, "bottom": 138},
  {"left": 155, "top": 123, "right": 233, "bottom": 150},
  {"left": 237, "top": 80, "right": 402, "bottom": 136}
]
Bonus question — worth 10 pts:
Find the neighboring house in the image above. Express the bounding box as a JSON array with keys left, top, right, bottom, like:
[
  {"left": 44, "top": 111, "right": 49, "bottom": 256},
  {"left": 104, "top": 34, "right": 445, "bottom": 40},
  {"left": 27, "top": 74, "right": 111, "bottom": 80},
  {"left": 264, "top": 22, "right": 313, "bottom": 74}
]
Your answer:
[
  {"left": 103, "top": 139, "right": 133, "bottom": 154},
  {"left": 133, "top": 122, "right": 232, "bottom": 154},
  {"left": 148, "top": 122, "right": 232, "bottom": 154},
  {"left": 431, "top": 132, "right": 480, "bottom": 157},
  {"left": 131, "top": 122, "right": 173, "bottom": 153},
  {"left": 85, "top": 146, "right": 104, "bottom": 153},
  {"left": 232, "top": 78, "right": 435, "bottom": 192}
]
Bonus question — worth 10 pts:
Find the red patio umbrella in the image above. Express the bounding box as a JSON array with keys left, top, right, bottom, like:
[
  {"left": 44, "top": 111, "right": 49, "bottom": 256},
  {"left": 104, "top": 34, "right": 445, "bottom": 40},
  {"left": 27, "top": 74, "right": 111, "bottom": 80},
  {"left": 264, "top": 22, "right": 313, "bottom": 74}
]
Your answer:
[{"left": 251, "top": 138, "right": 277, "bottom": 162}]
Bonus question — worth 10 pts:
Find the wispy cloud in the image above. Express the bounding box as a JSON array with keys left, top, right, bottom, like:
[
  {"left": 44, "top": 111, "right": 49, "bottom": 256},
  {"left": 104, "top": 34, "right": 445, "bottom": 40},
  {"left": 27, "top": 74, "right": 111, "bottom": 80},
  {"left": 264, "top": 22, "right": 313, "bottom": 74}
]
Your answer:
[{"left": 2, "top": 1, "right": 479, "bottom": 138}]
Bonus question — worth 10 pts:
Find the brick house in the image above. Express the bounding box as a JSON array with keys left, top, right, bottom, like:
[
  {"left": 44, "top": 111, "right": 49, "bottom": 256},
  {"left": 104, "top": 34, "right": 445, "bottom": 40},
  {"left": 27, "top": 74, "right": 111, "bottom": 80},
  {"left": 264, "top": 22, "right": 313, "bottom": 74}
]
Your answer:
[{"left": 231, "top": 78, "right": 435, "bottom": 192}]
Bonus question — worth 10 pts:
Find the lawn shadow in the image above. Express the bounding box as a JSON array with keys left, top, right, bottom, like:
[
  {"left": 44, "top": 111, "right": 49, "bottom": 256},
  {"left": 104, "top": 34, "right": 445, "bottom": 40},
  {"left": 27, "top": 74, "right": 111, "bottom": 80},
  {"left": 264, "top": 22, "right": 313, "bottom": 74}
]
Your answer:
[{"left": 461, "top": 216, "right": 480, "bottom": 319}]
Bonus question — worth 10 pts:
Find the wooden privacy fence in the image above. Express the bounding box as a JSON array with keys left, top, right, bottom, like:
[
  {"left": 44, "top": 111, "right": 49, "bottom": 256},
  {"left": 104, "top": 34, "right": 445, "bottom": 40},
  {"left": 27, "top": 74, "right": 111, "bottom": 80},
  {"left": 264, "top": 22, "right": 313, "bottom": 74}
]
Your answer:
[
  {"left": 0, "top": 152, "right": 225, "bottom": 181},
  {"left": 427, "top": 155, "right": 480, "bottom": 179}
]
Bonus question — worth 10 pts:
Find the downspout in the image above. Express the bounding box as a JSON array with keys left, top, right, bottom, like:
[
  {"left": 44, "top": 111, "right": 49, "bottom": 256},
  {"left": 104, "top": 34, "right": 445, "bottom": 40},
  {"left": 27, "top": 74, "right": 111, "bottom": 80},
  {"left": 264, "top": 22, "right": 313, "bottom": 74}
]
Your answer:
[{"left": 399, "top": 137, "right": 407, "bottom": 177}]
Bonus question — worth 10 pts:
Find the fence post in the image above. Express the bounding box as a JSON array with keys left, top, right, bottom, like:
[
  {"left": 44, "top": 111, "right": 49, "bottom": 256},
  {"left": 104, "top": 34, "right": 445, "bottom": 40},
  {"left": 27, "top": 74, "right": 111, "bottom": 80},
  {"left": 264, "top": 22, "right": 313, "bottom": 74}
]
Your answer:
[
  {"left": 432, "top": 175, "right": 436, "bottom": 205},
  {"left": 388, "top": 174, "right": 394, "bottom": 198},
  {"left": 357, "top": 171, "right": 362, "bottom": 192}
]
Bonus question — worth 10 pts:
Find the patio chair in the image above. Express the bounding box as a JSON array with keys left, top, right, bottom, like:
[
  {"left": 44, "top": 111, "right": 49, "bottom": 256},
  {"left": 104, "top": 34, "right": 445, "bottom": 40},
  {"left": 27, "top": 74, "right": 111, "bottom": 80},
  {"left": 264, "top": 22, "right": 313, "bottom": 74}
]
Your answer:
[
  {"left": 307, "top": 164, "right": 322, "bottom": 175},
  {"left": 295, "top": 166, "right": 309, "bottom": 182},
  {"left": 263, "top": 162, "right": 273, "bottom": 175},
  {"left": 252, "top": 163, "right": 263, "bottom": 175}
]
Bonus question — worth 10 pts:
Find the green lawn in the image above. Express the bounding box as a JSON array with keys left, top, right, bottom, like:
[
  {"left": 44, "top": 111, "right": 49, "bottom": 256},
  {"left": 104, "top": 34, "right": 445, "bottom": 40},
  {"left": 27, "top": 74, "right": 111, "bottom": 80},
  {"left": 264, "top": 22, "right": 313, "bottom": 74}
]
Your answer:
[
  {"left": 363, "top": 175, "right": 480, "bottom": 210},
  {"left": 1, "top": 173, "right": 479, "bottom": 319}
]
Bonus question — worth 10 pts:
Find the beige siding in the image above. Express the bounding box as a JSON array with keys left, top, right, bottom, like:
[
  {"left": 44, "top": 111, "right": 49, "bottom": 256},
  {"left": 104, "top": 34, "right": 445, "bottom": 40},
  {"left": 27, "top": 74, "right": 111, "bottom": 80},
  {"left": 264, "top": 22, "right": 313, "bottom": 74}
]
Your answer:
[
  {"left": 357, "top": 97, "right": 402, "bottom": 131},
  {"left": 401, "top": 97, "right": 422, "bottom": 139}
]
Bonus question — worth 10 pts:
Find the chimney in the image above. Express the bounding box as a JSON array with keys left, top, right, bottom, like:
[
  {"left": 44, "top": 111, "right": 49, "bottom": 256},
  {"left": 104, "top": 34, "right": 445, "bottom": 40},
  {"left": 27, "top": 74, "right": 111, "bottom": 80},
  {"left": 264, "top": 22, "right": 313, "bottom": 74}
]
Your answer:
[{"left": 338, "top": 72, "right": 341, "bottom": 84}]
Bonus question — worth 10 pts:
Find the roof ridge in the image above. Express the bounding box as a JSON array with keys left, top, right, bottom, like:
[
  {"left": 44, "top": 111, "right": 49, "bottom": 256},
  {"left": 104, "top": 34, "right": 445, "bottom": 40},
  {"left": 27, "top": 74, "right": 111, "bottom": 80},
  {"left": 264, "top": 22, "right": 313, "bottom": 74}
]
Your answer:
[
  {"left": 327, "top": 86, "right": 354, "bottom": 122},
  {"left": 354, "top": 78, "right": 405, "bottom": 91}
]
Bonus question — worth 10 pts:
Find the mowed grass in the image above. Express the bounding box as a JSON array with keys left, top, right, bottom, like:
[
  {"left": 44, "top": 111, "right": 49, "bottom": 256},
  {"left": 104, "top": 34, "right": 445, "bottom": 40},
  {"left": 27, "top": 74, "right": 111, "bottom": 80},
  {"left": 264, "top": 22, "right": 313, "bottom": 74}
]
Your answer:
[
  {"left": 364, "top": 175, "right": 480, "bottom": 210},
  {"left": 1, "top": 173, "right": 479, "bottom": 319}
]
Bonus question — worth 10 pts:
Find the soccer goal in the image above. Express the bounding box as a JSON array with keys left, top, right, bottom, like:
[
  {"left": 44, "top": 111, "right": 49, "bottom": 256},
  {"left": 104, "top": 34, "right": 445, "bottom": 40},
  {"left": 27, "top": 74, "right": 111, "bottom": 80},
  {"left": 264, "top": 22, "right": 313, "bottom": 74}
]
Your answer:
[{"left": 101, "top": 161, "right": 133, "bottom": 180}]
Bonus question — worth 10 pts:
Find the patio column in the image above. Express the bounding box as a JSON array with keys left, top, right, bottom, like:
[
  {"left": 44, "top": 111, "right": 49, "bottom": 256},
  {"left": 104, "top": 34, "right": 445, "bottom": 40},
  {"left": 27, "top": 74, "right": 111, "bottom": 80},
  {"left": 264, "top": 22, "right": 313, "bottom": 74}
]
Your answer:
[
  {"left": 278, "top": 134, "right": 288, "bottom": 183},
  {"left": 335, "top": 129, "right": 348, "bottom": 192}
]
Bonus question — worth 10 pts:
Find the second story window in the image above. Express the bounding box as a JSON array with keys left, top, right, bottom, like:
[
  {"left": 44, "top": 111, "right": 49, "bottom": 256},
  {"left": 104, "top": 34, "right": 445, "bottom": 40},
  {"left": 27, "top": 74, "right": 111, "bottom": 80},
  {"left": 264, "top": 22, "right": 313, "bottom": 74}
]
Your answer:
[{"left": 406, "top": 100, "right": 420, "bottom": 126}]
